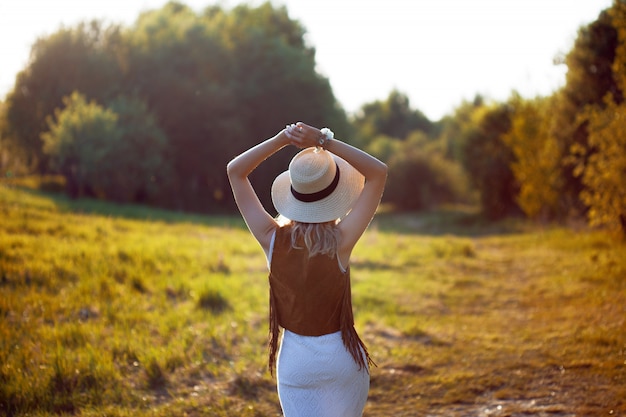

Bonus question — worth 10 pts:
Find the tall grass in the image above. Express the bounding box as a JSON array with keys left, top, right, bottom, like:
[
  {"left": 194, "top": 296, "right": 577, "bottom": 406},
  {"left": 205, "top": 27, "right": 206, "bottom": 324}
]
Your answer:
[{"left": 1, "top": 181, "right": 625, "bottom": 416}]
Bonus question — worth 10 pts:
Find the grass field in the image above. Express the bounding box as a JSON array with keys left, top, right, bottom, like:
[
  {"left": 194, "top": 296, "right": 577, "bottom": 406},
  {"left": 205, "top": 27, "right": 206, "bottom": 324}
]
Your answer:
[{"left": 1, "top": 179, "right": 625, "bottom": 416}]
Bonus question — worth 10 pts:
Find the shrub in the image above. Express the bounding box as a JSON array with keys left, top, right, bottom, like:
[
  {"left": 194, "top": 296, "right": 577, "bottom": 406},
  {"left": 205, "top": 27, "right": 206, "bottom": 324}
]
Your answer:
[
  {"left": 41, "top": 92, "right": 170, "bottom": 203},
  {"left": 385, "top": 146, "right": 469, "bottom": 211},
  {"left": 197, "top": 288, "right": 231, "bottom": 314}
]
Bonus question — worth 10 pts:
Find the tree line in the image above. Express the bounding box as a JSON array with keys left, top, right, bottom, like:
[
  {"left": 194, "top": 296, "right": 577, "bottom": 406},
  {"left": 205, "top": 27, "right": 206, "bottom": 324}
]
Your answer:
[
  {"left": 0, "top": 1, "right": 624, "bottom": 236},
  {"left": 0, "top": 2, "right": 350, "bottom": 213}
]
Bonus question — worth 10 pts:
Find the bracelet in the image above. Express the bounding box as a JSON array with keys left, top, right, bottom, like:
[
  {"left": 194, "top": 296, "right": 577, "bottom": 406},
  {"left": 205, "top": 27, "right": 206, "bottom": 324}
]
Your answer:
[{"left": 318, "top": 127, "right": 334, "bottom": 149}]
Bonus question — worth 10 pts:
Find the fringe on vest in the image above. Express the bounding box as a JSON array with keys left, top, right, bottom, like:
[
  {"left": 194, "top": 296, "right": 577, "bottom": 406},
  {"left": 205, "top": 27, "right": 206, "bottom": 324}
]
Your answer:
[
  {"left": 339, "top": 279, "right": 376, "bottom": 372},
  {"left": 267, "top": 280, "right": 376, "bottom": 376}
]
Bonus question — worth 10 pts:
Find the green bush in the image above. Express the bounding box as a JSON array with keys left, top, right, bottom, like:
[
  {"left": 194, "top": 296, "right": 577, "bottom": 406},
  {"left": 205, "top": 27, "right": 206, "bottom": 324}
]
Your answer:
[
  {"left": 41, "top": 92, "right": 170, "bottom": 203},
  {"left": 385, "top": 146, "right": 469, "bottom": 211},
  {"left": 197, "top": 288, "right": 231, "bottom": 314}
]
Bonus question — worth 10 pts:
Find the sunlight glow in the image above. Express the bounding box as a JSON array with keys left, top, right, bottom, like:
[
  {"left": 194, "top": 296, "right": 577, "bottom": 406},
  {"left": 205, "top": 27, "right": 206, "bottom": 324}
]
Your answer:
[{"left": 0, "top": 0, "right": 613, "bottom": 120}]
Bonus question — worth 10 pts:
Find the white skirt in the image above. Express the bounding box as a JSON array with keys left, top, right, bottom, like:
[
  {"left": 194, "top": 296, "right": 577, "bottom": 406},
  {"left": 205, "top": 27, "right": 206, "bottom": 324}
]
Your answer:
[{"left": 276, "top": 329, "right": 370, "bottom": 417}]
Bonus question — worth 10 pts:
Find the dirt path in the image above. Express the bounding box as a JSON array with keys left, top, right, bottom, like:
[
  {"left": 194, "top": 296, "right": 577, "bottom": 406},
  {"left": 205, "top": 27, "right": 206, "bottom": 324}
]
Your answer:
[{"left": 425, "top": 398, "right": 577, "bottom": 417}]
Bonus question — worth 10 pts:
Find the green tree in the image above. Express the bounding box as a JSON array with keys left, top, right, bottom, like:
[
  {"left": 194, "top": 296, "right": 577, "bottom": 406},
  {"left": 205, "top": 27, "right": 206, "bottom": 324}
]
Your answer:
[
  {"left": 550, "top": 7, "right": 618, "bottom": 215},
  {"left": 353, "top": 90, "right": 433, "bottom": 146},
  {"left": 123, "top": 1, "right": 348, "bottom": 212},
  {"left": 4, "top": 21, "right": 123, "bottom": 172},
  {"left": 215, "top": 2, "right": 350, "bottom": 212},
  {"left": 384, "top": 137, "right": 469, "bottom": 211},
  {"left": 436, "top": 95, "right": 485, "bottom": 162},
  {"left": 3, "top": 1, "right": 353, "bottom": 213},
  {"left": 364, "top": 135, "right": 402, "bottom": 163},
  {"left": 575, "top": 1, "right": 626, "bottom": 236},
  {"left": 42, "top": 92, "right": 169, "bottom": 202},
  {"left": 42, "top": 92, "right": 120, "bottom": 197},
  {"left": 124, "top": 2, "right": 236, "bottom": 210},
  {"left": 579, "top": 97, "right": 626, "bottom": 236},
  {"left": 359, "top": 94, "right": 472, "bottom": 211},
  {"left": 462, "top": 103, "right": 519, "bottom": 220},
  {"left": 102, "top": 96, "right": 170, "bottom": 203}
]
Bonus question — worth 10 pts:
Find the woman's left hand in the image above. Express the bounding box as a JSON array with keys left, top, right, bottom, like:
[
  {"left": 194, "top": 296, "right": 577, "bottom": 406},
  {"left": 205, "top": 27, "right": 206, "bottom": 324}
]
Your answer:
[{"left": 284, "top": 122, "right": 322, "bottom": 149}]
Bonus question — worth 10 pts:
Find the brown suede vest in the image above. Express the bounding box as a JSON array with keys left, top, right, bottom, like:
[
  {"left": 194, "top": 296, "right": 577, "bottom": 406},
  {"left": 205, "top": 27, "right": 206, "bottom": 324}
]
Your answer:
[{"left": 268, "top": 225, "right": 374, "bottom": 374}]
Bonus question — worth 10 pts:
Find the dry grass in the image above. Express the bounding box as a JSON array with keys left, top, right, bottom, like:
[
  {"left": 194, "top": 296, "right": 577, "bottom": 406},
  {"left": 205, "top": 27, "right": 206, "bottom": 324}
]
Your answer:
[
  {"left": 360, "top": 213, "right": 626, "bottom": 416},
  {"left": 1, "top": 181, "right": 624, "bottom": 416}
]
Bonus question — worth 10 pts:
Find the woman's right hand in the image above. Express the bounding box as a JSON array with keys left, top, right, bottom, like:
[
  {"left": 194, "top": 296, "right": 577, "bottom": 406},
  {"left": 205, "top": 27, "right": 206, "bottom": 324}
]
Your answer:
[{"left": 284, "top": 122, "right": 322, "bottom": 149}]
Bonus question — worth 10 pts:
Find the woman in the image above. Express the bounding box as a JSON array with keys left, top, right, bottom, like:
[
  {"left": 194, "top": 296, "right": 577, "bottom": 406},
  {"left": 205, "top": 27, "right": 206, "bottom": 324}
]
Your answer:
[{"left": 227, "top": 122, "right": 387, "bottom": 417}]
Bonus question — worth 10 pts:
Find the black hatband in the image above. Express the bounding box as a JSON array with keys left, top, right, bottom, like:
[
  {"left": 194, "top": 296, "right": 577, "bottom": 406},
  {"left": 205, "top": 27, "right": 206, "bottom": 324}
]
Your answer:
[{"left": 290, "top": 164, "right": 340, "bottom": 203}]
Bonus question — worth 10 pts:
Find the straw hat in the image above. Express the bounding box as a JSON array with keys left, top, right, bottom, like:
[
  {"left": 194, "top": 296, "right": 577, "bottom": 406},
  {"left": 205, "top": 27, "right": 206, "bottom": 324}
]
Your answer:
[{"left": 271, "top": 147, "right": 365, "bottom": 223}]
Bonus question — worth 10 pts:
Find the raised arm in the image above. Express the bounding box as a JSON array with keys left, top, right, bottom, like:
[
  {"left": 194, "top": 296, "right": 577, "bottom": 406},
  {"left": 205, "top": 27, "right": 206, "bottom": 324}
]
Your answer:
[
  {"left": 226, "top": 129, "right": 291, "bottom": 252},
  {"left": 288, "top": 122, "right": 388, "bottom": 256}
]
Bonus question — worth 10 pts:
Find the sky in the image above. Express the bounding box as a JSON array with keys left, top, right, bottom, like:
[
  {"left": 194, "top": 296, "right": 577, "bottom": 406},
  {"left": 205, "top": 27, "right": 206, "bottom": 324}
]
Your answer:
[{"left": 0, "top": 0, "right": 614, "bottom": 120}]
